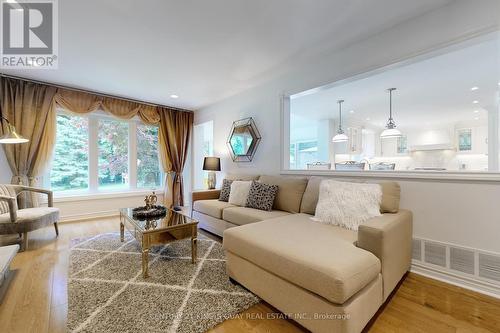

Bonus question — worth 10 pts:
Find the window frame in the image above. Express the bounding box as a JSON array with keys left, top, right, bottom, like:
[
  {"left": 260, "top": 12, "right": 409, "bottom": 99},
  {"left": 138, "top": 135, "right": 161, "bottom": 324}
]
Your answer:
[
  {"left": 280, "top": 32, "right": 500, "bottom": 182},
  {"left": 192, "top": 120, "right": 214, "bottom": 190},
  {"left": 48, "top": 108, "right": 163, "bottom": 197}
]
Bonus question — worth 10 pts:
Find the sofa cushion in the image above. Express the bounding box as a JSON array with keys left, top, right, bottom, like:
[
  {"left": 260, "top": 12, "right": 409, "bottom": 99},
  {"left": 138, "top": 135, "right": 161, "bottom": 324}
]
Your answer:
[
  {"left": 225, "top": 174, "right": 260, "bottom": 181},
  {"left": 313, "top": 180, "right": 382, "bottom": 231},
  {"left": 193, "top": 199, "right": 234, "bottom": 219},
  {"left": 379, "top": 182, "right": 400, "bottom": 213},
  {"left": 300, "top": 177, "right": 400, "bottom": 214},
  {"left": 222, "top": 207, "right": 290, "bottom": 226},
  {"left": 245, "top": 181, "right": 278, "bottom": 211},
  {"left": 300, "top": 176, "right": 326, "bottom": 215},
  {"left": 218, "top": 179, "right": 233, "bottom": 202},
  {"left": 228, "top": 181, "right": 252, "bottom": 206},
  {"left": 0, "top": 207, "right": 60, "bottom": 234},
  {"left": 258, "top": 175, "right": 308, "bottom": 213},
  {"left": 223, "top": 213, "right": 381, "bottom": 304}
]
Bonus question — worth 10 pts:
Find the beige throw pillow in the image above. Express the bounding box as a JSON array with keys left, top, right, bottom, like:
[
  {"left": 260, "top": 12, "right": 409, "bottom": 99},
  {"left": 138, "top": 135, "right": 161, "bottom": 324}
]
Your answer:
[
  {"left": 228, "top": 181, "right": 252, "bottom": 206},
  {"left": 313, "top": 180, "right": 382, "bottom": 231}
]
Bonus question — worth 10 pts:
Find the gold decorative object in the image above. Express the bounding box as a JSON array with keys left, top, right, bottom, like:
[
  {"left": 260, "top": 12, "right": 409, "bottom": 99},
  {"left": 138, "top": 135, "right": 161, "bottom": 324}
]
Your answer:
[{"left": 144, "top": 192, "right": 158, "bottom": 210}]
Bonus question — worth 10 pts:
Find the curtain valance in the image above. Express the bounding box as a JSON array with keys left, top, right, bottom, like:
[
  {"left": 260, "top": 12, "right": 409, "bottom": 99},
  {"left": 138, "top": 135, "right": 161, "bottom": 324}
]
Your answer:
[{"left": 54, "top": 88, "right": 160, "bottom": 124}]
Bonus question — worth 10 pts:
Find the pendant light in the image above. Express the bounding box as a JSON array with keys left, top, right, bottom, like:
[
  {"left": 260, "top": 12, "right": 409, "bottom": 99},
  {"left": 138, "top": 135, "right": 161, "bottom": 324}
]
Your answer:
[
  {"left": 0, "top": 116, "right": 29, "bottom": 144},
  {"left": 332, "top": 99, "right": 348, "bottom": 143},
  {"left": 380, "top": 88, "right": 402, "bottom": 139}
]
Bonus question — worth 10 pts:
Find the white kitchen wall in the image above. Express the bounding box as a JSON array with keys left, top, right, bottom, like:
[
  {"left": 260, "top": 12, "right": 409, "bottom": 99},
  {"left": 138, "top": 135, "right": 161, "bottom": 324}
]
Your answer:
[{"left": 195, "top": 0, "right": 500, "bottom": 260}]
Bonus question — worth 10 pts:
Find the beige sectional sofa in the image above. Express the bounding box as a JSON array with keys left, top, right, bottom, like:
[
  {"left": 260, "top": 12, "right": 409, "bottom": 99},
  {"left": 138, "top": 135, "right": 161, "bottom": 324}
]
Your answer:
[{"left": 191, "top": 175, "right": 412, "bottom": 333}]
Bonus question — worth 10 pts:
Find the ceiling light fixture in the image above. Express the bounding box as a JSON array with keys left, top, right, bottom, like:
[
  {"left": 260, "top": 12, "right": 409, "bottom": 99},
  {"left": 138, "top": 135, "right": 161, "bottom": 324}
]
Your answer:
[
  {"left": 473, "top": 100, "right": 479, "bottom": 104},
  {"left": 473, "top": 110, "right": 479, "bottom": 113},
  {"left": 380, "top": 88, "right": 402, "bottom": 139},
  {"left": 0, "top": 116, "right": 29, "bottom": 144},
  {"left": 170, "top": 94, "right": 179, "bottom": 99},
  {"left": 349, "top": 110, "right": 355, "bottom": 114},
  {"left": 470, "top": 86, "right": 479, "bottom": 91},
  {"left": 332, "top": 99, "right": 348, "bottom": 143}
]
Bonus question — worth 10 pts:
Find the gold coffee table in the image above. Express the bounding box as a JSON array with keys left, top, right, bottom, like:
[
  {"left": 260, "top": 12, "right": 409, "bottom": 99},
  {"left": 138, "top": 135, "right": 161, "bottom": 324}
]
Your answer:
[{"left": 119, "top": 208, "right": 198, "bottom": 278}]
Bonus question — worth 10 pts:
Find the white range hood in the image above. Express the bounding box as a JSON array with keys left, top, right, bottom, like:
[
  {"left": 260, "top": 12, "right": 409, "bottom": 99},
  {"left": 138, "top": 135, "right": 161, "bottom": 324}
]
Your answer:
[
  {"left": 410, "top": 129, "right": 456, "bottom": 151},
  {"left": 410, "top": 143, "right": 456, "bottom": 151}
]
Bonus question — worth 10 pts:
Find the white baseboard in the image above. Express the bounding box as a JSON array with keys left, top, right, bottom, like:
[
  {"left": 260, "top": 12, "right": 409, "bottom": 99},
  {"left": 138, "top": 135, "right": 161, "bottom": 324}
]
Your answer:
[
  {"left": 411, "top": 261, "right": 500, "bottom": 299},
  {"left": 59, "top": 210, "right": 119, "bottom": 223}
]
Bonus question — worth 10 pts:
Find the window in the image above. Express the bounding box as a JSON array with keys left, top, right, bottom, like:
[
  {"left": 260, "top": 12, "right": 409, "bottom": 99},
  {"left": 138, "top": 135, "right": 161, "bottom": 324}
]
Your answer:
[
  {"left": 137, "top": 124, "right": 161, "bottom": 188},
  {"left": 50, "top": 114, "right": 89, "bottom": 191},
  {"left": 458, "top": 129, "right": 472, "bottom": 152},
  {"left": 98, "top": 118, "right": 129, "bottom": 189},
  {"left": 397, "top": 136, "right": 408, "bottom": 154},
  {"left": 285, "top": 33, "right": 499, "bottom": 173},
  {"left": 290, "top": 140, "right": 319, "bottom": 169},
  {"left": 50, "top": 110, "right": 162, "bottom": 193},
  {"left": 193, "top": 121, "right": 214, "bottom": 189}
]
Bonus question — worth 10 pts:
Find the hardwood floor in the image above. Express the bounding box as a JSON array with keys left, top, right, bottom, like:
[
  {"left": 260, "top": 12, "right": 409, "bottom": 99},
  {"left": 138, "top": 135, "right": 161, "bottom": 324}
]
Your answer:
[{"left": 1, "top": 217, "right": 499, "bottom": 333}]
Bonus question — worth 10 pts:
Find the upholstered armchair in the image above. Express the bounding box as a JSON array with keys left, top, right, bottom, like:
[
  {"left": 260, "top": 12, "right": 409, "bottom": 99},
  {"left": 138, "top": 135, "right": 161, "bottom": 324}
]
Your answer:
[{"left": 0, "top": 184, "right": 60, "bottom": 251}]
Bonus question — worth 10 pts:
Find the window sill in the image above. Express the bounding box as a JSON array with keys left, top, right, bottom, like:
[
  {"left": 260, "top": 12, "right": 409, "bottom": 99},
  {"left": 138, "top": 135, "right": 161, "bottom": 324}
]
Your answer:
[
  {"left": 48, "top": 189, "right": 163, "bottom": 203},
  {"left": 281, "top": 169, "right": 500, "bottom": 183}
]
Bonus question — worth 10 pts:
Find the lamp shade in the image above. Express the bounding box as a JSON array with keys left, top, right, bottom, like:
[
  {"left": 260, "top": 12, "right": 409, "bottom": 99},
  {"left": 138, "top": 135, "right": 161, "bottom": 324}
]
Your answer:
[
  {"left": 0, "top": 124, "right": 29, "bottom": 144},
  {"left": 332, "top": 133, "right": 348, "bottom": 143},
  {"left": 380, "top": 128, "right": 402, "bottom": 139},
  {"left": 203, "top": 157, "right": 221, "bottom": 171}
]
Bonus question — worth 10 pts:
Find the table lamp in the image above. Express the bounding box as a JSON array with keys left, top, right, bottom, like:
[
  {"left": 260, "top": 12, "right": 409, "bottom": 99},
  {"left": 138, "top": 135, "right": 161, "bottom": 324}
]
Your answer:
[{"left": 203, "top": 157, "right": 221, "bottom": 189}]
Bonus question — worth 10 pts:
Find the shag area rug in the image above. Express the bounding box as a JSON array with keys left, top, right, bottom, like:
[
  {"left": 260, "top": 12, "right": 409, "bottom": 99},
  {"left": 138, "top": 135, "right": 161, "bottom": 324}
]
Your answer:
[{"left": 67, "top": 232, "right": 260, "bottom": 333}]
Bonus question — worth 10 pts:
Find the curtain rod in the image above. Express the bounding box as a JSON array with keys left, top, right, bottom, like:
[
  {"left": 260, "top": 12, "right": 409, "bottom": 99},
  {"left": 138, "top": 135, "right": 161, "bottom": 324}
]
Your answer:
[{"left": 0, "top": 73, "right": 194, "bottom": 113}]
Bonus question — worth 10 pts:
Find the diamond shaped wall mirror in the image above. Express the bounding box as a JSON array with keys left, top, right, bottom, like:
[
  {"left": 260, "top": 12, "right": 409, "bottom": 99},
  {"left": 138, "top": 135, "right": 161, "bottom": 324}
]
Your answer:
[{"left": 227, "top": 117, "right": 261, "bottom": 162}]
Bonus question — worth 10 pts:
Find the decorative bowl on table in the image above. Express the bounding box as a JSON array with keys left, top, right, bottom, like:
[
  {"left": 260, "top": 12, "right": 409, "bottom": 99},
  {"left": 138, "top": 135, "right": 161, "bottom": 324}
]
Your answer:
[{"left": 132, "top": 205, "right": 167, "bottom": 220}]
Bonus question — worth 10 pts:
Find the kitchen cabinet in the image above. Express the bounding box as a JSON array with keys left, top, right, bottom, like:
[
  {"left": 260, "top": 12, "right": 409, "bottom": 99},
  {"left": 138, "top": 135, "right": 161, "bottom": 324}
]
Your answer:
[
  {"left": 381, "top": 135, "right": 408, "bottom": 157},
  {"left": 347, "top": 127, "right": 362, "bottom": 154},
  {"left": 473, "top": 126, "right": 488, "bottom": 155},
  {"left": 333, "top": 126, "right": 363, "bottom": 155}
]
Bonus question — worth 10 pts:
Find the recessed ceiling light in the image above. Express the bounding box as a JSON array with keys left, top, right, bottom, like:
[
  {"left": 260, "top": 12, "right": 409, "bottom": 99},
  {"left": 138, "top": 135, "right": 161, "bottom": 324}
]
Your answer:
[
  {"left": 365, "top": 117, "right": 370, "bottom": 121},
  {"left": 472, "top": 100, "right": 479, "bottom": 104},
  {"left": 473, "top": 110, "right": 479, "bottom": 113},
  {"left": 474, "top": 117, "right": 479, "bottom": 120},
  {"left": 170, "top": 94, "right": 179, "bottom": 99},
  {"left": 470, "top": 86, "right": 479, "bottom": 91},
  {"left": 349, "top": 110, "right": 355, "bottom": 114}
]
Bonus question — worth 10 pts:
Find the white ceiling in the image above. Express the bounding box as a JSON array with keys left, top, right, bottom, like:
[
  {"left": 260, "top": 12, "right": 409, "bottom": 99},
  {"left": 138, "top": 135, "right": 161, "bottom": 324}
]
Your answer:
[
  {"left": 1, "top": 0, "right": 454, "bottom": 110},
  {"left": 291, "top": 35, "right": 500, "bottom": 132}
]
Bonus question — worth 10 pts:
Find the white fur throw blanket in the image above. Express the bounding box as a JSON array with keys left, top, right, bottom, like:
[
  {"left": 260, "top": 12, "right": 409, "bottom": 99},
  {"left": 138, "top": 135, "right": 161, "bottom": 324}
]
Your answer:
[{"left": 312, "top": 180, "right": 382, "bottom": 231}]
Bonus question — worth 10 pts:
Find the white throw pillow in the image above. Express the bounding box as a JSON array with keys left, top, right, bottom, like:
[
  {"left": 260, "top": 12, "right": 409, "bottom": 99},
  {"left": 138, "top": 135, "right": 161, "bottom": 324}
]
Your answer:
[
  {"left": 312, "top": 180, "right": 382, "bottom": 231},
  {"left": 228, "top": 181, "right": 252, "bottom": 206}
]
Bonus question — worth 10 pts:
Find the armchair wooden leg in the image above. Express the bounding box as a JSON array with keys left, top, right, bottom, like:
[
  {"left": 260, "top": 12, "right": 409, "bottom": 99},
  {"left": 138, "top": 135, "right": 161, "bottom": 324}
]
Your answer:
[
  {"left": 54, "top": 222, "right": 59, "bottom": 236},
  {"left": 22, "top": 232, "right": 28, "bottom": 251}
]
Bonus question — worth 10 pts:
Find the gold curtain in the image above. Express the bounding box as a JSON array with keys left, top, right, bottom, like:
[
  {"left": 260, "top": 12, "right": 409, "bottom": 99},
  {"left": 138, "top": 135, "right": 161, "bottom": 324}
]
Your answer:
[
  {"left": 0, "top": 77, "right": 58, "bottom": 207},
  {"left": 158, "top": 107, "right": 193, "bottom": 207}
]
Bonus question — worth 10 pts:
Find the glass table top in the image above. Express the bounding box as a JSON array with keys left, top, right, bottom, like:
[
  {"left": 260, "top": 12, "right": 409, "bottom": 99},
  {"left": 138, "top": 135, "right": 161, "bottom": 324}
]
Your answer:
[{"left": 119, "top": 208, "right": 197, "bottom": 233}]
